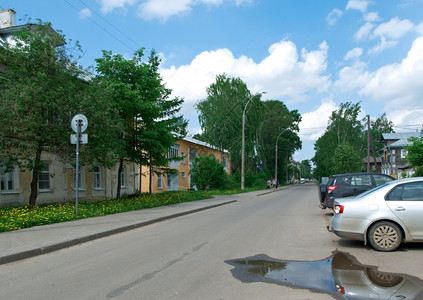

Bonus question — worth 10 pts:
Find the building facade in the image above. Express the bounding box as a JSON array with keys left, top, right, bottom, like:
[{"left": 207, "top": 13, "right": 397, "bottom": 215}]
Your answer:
[
  {"left": 140, "top": 137, "right": 230, "bottom": 193},
  {"left": 381, "top": 131, "right": 422, "bottom": 178}
]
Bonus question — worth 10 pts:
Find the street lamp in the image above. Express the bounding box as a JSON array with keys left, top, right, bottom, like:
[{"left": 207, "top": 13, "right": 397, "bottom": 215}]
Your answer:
[
  {"left": 241, "top": 91, "right": 266, "bottom": 191},
  {"left": 275, "top": 128, "right": 289, "bottom": 184}
]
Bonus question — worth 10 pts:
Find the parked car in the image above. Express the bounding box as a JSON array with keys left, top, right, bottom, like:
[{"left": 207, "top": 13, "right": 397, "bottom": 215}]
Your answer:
[
  {"left": 300, "top": 178, "right": 305, "bottom": 184},
  {"left": 319, "top": 172, "right": 395, "bottom": 209},
  {"left": 329, "top": 177, "right": 423, "bottom": 251}
]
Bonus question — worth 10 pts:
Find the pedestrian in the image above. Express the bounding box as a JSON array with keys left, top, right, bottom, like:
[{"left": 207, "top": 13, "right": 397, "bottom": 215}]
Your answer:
[
  {"left": 267, "top": 179, "right": 271, "bottom": 189},
  {"left": 272, "top": 178, "right": 276, "bottom": 190}
]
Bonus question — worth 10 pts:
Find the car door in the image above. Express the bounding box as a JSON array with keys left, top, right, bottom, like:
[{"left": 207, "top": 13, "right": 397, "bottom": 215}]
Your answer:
[{"left": 385, "top": 181, "right": 423, "bottom": 239}]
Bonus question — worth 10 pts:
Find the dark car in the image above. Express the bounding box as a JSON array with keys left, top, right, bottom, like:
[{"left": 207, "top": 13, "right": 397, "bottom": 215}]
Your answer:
[{"left": 319, "top": 172, "right": 395, "bottom": 209}]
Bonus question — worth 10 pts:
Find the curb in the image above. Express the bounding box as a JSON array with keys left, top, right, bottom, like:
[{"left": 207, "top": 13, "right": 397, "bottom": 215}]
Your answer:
[{"left": 0, "top": 200, "right": 237, "bottom": 265}]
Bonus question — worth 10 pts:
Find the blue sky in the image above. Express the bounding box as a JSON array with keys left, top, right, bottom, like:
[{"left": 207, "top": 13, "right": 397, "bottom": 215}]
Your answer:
[{"left": 3, "top": 0, "right": 423, "bottom": 162}]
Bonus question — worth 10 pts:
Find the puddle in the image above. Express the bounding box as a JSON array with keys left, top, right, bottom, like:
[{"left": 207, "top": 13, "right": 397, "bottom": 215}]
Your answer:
[{"left": 225, "top": 251, "right": 423, "bottom": 299}]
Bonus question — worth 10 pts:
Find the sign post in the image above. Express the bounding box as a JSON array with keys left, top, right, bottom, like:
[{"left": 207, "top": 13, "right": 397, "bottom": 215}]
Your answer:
[{"left": 71, "top": 114, "right": 88, "bottom": 216}]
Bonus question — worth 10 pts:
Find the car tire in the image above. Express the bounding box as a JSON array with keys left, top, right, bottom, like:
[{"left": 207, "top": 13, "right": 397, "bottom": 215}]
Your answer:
[{"left": 368, "top": 221, "right": 402, "bottom": 252}]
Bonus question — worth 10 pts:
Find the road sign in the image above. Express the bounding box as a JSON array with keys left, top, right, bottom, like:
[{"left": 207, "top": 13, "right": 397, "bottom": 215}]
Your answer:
[
  {"left": 71, "top": 114, "right": 88, "bottom": 133},
  {"left": 70, "top": 134, "right": 88, "bottom": 144}
]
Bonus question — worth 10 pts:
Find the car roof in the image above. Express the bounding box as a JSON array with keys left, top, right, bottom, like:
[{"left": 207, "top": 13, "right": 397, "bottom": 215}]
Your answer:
[
  {"left": 330, "top": 172, "right": 392, "bottom": 178},
  {"left": 385, "top": 177, "right": 423, "bottom": 185}
]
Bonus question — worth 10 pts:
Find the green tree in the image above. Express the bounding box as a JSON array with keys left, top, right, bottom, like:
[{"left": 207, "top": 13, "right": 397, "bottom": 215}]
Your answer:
[
  {"left": 256, "top": 100, "right": 301, "bottom": 183},
  {"left": 196, "top": 74, "right": 263, "bottom": 172},
  {"left": 313, "top": 102, "right": 364, "bottom": 179},
  {"left": 331, "top": 143, "right": 362, "bottom": 174},
  {"left": 407, "top": 137, "right": 423, "bottom": 176},
  {"left": 190, "top": 155, "right": 227, "bottom": 190},
  {"left": 94, "top": 49, "right": 186, "bottom": 197},
  {"left": 0, "top": 21, "right": 89, "bottom": 207}
]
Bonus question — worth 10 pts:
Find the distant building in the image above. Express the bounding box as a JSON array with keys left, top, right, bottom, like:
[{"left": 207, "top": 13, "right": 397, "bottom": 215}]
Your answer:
[
  {"left": 140, "top": 137, "right": 230, "bottom": 193},
  {"left": 381, "top": 131, "right": 423, "bottom": 178}
]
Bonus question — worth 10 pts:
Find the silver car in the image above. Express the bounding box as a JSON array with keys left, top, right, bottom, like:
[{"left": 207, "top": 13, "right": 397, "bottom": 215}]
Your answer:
[{"left": 329, "top": 177, "right": 423, "bottom": 251}]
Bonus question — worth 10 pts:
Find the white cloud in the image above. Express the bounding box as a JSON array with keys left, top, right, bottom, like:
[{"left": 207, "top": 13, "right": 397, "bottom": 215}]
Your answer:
[
  {"left": 137, "top": 0, "right": 193, "bottom": 21},
  {"left": 371, "top": 17, "right": 414, "bottom": 40},
  {"left": 326, "top": 9, "right": 343, "bottom": 26},
  {"left": 299, "top": 100, "right": 338, "bottom": 141},
  {"left": 354, "top": 22, "right": 375, "bottom": 41},
  {"left": 97, "top": 0, "right": 137, "bottom": 14},
  {"left": 360, "top": 36, "right": 423, "bottom": 109},
  {"left": 364, "top": 11, "right": 379, "bottom": 22},
  {"left": 346, "top": 0, "right": 371, "bottom": 13},
  {"left": 79, "top": 8, "right": 92, "bottom": 19},
  {"left": 160, "top": 40, "right": 330, "bottom": 109},
  {"left": 344, "top": 47, "right": 363, "bottom": 60}
]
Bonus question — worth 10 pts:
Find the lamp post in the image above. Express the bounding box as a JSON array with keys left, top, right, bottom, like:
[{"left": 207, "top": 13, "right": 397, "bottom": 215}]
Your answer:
[
  {"left": 275, "top": 128, "right": 289, "bottom": 183},
  {"left": 241, "top": 91, "right": 266, "bottom": 191}
]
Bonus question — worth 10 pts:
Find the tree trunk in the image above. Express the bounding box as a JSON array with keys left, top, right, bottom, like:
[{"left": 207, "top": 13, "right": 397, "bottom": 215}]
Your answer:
[
  {"left": 29, "top": 145, "right": 43, "bottom": 208},
  {"left": 116, "top": 158, "right": 123, "bottom": 199}
]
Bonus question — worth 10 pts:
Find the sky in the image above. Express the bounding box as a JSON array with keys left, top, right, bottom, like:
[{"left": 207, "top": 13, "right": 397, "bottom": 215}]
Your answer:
[{"left": 3, "top": 0, "right": 423, "bottom": 162}]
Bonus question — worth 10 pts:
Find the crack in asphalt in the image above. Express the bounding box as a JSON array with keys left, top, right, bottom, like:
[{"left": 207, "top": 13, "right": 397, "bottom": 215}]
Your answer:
[{"left": 106, "top": 242, "right": 207, "bottom": 298}]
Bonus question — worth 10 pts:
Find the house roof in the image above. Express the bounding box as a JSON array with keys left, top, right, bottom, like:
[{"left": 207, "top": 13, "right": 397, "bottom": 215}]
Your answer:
[
  {"left": 0, "top": 24, "right": 65, "bottom": 47},
  {"left": 382, "top": 132, "right": 422, "bottom": 148},
  {"left": 182, "top": 136, "right": 229, "bottom": 154}
]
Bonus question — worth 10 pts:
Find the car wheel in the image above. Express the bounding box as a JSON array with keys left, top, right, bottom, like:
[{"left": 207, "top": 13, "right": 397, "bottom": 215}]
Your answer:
[{"left": 368, "top": 221, "right": 402, "bottom": 252}]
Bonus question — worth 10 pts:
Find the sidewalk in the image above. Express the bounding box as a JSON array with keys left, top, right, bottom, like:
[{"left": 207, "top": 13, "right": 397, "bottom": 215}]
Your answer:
[{"left": 0, "top": 189, "right": 278, "bottom": 265}]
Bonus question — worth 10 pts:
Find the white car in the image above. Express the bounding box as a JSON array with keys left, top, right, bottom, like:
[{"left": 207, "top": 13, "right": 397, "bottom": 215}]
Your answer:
[{"left": 329, "top": 177, "right": 423, "bottom": 251}]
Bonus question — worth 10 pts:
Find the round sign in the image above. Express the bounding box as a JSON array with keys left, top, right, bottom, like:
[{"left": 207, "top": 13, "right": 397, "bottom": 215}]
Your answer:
[{"left": 71, "top": 114, "right": 88, "bottom": 133}]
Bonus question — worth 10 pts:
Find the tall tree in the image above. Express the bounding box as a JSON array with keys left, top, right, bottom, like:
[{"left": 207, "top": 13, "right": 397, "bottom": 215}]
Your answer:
[
  {"left": 0, "top": 22, "right": 89, "bottom": 207},
  {"left": 94, "top": 49, "right": 186, "bottom": 197},
  {"left": 256, "top": 100, "right": 301, "bottom": 182},
  {"left": 313, "top": 102, "right": 364, "bottom": 179},
  {"left": 196, "top": 74, "right": 263, "bottom": 171}
]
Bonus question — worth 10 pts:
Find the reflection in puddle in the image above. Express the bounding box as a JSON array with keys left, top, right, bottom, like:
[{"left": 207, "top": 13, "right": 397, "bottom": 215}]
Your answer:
[{"left": 226, "top": 251, "right": 423, "bottom": 299}]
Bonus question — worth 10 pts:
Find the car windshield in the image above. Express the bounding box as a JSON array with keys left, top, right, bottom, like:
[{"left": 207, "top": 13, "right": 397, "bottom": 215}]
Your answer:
[{"left": 356, "top": 182, "right": 391, "bottom": 198}]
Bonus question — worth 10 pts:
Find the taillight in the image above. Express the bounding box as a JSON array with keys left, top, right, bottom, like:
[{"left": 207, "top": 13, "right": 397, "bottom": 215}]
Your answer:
[
  {"left": 335, "top": 283, "right": 345, "bottom": 294},
  {"left": 334, "top": 205, "right": 344, "bottom": 214},
  {"left": 328, "top": 185, "right": 338, "bottom": 194}
]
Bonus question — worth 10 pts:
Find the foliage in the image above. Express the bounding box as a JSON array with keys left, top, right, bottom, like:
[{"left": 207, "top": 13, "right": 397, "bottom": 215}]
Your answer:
[
  {"left": 313, "top": 102, "right": 364, "bottom": 179},
  {"left": 190, "top": 155, "right": 227, "bottom": 190},
  {"left": 0, "top": 191, "right": 213, "bottom": 232},
  {"left": 196, "top": 74, "right": 263, "bottom": 170},
  {"left": 407, "top": 137, "right": 423, "bottom": 177},
  {"left": 94, "top": 49, "right": 187, "bottom": 197},
  {"left": 256, "top": 100, "right": 302, "bottom": 182},
  {"left": 0, "top": 21, "right": 90, "bottom": 207},
  {"left": 331, "top": 143, "right": 362, "bottom": 174}
]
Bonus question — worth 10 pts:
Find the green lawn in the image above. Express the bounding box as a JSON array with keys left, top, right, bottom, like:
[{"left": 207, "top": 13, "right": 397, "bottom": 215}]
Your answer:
[{"left": 0, "top": 187, "right": 261, "bottom": 232}]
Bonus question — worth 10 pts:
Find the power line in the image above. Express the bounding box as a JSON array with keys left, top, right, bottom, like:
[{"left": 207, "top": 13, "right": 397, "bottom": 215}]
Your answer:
[{"left": 63, "top": 0, "right": 134, "bottom": 52}]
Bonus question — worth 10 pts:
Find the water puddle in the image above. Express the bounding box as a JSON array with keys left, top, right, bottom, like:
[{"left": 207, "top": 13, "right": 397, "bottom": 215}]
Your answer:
[{"left": 226, "top": 251, "right": 423, "bottom": 299}]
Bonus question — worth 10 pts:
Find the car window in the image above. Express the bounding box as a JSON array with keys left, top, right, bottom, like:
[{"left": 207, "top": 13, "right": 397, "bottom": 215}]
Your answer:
[
  {"left": 334, "top": 176, "right": 351, "bottom": 186},
  {"left": 373, "top": 175, "right": 394, "bottom": 186},
  {"left": 402, "top": 182, "right": 423, "bottom": 201},
  {"left": 386, "top": 182, "right": 423, "bottom": 201},
  {"left": 351, "top": 175, "right": 372, "bottom": 186}
]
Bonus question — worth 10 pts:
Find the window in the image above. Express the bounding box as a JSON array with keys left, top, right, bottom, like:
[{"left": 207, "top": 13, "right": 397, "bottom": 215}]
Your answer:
[
  {"left": 373, "top": 175, "right": 393, "bottom": 186},
  {"left": 351, "top": 175, "right": 372, "bottom": 186},
  {"left": 38, "top": 162, "right": 50, "bottom": 190},
  {"left": 189, "top": 147, "right": 197, "bottom": 166},
  {"left": 168, "top": 144, "right": 180, "bottom": 159},
  {"left": 1, "top": 165, "right": 15, "bottom": 191},
  {"left": 120, "top": 165, "right": 126, "bottom": 187},
  {"left": 93, "top": 166, "right": 102, "bottom": 189},
  {"left": 222, "top": 155, "right": 227, "bottom": 169},
  {"left": 386, "top": 182, "right": 423, "bottom": 201},
  {"left": 181, "top": 152, "right": 186, "bottom": 163},
  {"left": 401, "top": 149, "right": 408, "bottom": 159},
  {"left": 158, "top": 174, "right": 163, "bottom": 189},
  {"left": 182, "top": 172, "right": 186, "bottom": 178}
]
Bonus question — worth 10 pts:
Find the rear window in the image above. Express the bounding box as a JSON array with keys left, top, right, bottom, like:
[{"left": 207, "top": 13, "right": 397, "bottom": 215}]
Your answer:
[
  {"left": 332, "top": 176, "right": 350, "bottom": 186},
  {"left": 373, "top": 175, "right": 394, "bottom": 186},
  {"left": 351, "top": 174, "right": 372, "bottom": 186}
]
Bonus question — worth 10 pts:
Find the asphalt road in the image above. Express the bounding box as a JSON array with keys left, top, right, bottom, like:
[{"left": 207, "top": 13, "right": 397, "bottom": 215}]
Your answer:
[{"left": 1, "top": 184, "right": 423, "bottom": 299}]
